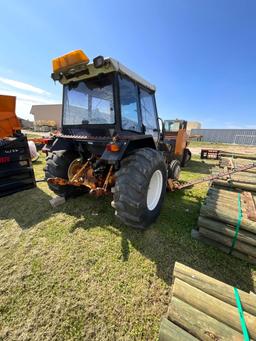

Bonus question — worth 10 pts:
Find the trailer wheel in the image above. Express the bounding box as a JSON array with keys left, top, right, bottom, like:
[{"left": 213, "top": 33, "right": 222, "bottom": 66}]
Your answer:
[
  {"left": 45, "top": 150, "right": 87, "bottom": 197},
  {"left": 112, "top": 148, "right": 167, "bottom": 229},
  {"left": 168, "top": 159, "right": 181, "bottom": 180},
  {"left": 181, "top": 148, "right": 191, "bottom": 167}
]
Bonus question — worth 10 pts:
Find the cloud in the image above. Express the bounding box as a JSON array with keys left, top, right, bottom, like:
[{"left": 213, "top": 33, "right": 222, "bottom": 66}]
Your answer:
[
  {"left": 0, "top": 89, "right": 59, "bottom": 121},
  {"left": 0, "top": 78, "right": 60, "bottom": 120},
  {"left": 0, "top": 88, "right": 54, "bottom": 105},
  {"left": 0, "top": 76, "right": 50, "bottom": 95}
]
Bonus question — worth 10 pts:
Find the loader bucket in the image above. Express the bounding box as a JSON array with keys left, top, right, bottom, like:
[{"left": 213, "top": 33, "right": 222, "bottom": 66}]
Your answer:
[{"left": 0, "top": 95, "right": 21, "bottom": 138}]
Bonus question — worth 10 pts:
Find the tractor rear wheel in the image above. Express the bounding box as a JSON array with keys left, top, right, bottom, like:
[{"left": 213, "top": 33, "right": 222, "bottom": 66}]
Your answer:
[
  {"left": 112, "top": 148, "right": 167, "bottom": 229},
  {"left": 45, "top": 150, "right": 87, "bottom": 197}
]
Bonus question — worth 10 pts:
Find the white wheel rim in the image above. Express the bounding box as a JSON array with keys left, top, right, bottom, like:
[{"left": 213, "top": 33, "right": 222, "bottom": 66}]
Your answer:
[{"left": 146, "top": 170, "right": 163, "bottom": 211}]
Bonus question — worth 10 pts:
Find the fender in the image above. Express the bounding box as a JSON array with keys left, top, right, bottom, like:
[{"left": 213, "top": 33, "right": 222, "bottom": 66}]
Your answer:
[
  {"left": 101, "top": 136, "right": 156, "bottom": 162},
  {"left": 50, "top": 137, "right": 74, "bottom": 152}
]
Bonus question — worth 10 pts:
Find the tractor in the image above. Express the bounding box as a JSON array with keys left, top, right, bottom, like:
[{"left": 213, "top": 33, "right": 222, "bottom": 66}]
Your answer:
[
  {"left": 45, "top": 50, "right": 191, "bottom": 228},
  {"left": 163, "top": 119, "right": 191, "bottom": 168}
]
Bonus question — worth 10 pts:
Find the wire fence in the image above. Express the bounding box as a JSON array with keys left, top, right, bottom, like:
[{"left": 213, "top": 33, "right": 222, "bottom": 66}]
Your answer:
[{"left": 191, "top": 129, "right": 256, "bottom": 146}]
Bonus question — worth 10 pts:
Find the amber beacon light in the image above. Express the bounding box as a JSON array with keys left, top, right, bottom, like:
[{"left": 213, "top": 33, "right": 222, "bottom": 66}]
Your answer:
[{"left": 52, "top": 50, "right": 90, "bottom": 73}]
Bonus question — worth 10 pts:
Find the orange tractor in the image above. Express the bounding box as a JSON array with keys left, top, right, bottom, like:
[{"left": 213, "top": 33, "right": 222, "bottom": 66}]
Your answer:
[{"left": 163, "top": 119, "right": 191, "bottom": 165}]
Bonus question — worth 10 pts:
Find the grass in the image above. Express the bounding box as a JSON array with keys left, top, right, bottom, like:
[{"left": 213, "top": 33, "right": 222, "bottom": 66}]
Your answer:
[
  {"left": 27, "top": 133, "right": 42, "bottom": 139},
  {"left": 0, "top": 153, "right": 255, "bottom": 340},
  {"left": 189, "top": 140, "right": 232, "bottom": 148},
  {"left": 21, "top": 131, "right": 50, "bottom": 139}
]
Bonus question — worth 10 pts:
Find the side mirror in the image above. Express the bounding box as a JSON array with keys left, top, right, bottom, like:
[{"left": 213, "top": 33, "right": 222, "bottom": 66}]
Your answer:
[
  {"left": 158, "top": 117, "right": 165, "bottom": 133},
  {"left": 142, "top": 124, "right": 146, "bottom": 134},
  {"left": 158, "top": 117, "right": 165, "bottom": 141}
]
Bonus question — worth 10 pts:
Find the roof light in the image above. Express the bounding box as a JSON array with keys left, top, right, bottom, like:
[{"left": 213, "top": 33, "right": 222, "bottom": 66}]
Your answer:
[
  {"left": 93, "top": 55, "right": 105, "bottom": 68},
  {"left": 52, "top": 50, "right": 90, "bottom": 73}
]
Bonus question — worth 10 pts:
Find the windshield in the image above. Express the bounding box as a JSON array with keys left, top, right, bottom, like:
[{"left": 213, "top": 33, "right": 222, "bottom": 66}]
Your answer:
[
  {"left": 63, "top": 76, "right": 114, "bottom": 125},
  {"left": 164, "top": 121, "right": 180, "bottom": 132}
]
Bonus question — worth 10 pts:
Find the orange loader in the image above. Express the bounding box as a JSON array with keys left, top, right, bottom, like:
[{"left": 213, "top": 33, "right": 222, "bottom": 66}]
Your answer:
[{"left": 0, "top": 95, "right": 35, "bottom": 197}]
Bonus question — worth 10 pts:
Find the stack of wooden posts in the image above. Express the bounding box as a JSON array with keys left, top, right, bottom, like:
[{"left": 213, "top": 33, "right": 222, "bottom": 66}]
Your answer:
[
  {"left": 212, "top": 159, "right": 256, "bottom": 192},
  {"left": 192, "top": 186, "right": 256, "bottom": 264},
  {"left": 219, "top": 156, "right": 256, "bottom": 171},
  {"left": 212, "top": 174, "right": 256, "bottom": 192},
  {"left": 159, "top": 262, "right": 256, "bottom": 340},
  {"left": 219, "top": 152, "right": 256, "bottom": 160}
]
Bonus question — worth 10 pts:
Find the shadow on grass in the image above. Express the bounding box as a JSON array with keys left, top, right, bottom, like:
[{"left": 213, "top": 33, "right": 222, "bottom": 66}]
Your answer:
[
  {"left": 64, "top": 190, "right": 254, "bottom": 293},
  {"left": 0, "top": 173, "right": 254, "bottom": 294},
  {"left": 183, "top": 159, "right": 215, "bottom": 175},
  {"left": 0, "top": 187, "right": 53, "bottom": 230}
]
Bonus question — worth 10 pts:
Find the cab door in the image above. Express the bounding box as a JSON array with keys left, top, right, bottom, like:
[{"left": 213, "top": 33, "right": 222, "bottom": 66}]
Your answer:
[{"left": 139, "top": 88, "right": 159, "bottom": 142}]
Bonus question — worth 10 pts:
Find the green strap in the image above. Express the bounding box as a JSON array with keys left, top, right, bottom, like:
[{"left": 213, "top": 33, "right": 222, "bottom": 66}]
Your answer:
[
  {"left": 234, "top": 288, "right": 250, "bottom": 341},
  {"left": 229, "top": 193, "right": 242, "bottom": 254}
]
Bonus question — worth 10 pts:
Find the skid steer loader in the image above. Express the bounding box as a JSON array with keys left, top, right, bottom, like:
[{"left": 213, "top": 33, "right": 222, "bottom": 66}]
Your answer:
[{"left": 45, "top": 50, "right": 191, "bottom": 228}]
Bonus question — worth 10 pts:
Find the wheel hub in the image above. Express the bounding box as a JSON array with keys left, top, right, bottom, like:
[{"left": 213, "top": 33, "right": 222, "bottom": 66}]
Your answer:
[{"left": 67, "top": 158, "right": 83, "bottom": 181}]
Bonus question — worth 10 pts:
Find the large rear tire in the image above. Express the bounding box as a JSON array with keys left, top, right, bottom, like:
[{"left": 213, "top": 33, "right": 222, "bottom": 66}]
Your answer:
[
  {"left": 112, "top": 148, "right": 167, "bottom": 229},
  {"left": 44, "top": 150, "right": 87, "bottom": 197}
]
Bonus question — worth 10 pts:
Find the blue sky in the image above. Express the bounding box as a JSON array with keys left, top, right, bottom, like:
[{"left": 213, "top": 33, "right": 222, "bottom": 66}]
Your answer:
[{"left": 0, "top": 0, "right": 255, "bottom": 128}]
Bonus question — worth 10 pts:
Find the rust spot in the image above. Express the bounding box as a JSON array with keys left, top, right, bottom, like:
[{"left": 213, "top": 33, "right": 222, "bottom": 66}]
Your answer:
[{"left": 204, "top": 331, "right": 221, "bottom": 341}]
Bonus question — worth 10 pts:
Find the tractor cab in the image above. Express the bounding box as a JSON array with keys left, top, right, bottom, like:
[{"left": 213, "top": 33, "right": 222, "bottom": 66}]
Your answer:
[{"left": 52, "top": 50, "right": 160, "bottom": 145}]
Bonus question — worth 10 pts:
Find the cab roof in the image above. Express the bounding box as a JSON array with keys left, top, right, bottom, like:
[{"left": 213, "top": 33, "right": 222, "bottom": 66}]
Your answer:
[
  {"left": 56, "top": 56, "right": 156, "bottom": 92},
  {"left": 107, "top": 58, "right": 156, "bottom": 92}
]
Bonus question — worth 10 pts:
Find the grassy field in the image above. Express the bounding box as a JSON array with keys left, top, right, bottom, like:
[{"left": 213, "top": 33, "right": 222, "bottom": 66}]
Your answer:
[{"left": 0, "top": 153, "right": 255, "bottom": 340}]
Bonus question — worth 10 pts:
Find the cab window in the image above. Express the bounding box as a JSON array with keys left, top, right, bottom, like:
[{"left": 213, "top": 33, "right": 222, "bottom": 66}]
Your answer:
[
  {"left": 164, "top": 121, "right": 180, "bottom": 132},
  {"left": 119, "top": 76, "right": 141, "bottom": 132},
  {"left": 140, "top": 88, "right": 158, "bottom": 134}
]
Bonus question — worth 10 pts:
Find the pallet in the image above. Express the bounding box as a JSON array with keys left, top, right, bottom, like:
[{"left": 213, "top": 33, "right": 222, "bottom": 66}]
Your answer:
[{"left": 200, "top": 149, "right": 221, "bottom": 160}]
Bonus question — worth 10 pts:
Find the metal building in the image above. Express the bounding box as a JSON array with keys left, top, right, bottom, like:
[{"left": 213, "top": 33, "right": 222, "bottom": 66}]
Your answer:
[
  {"left": 191, "top": 128, "right": 256, "bottom": 145},
  {"left": 30, "top": 104, "right": 62, "bottom": 131}
]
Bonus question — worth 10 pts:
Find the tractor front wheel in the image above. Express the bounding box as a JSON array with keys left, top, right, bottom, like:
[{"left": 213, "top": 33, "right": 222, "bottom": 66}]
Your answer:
[
  {"left": 168, "top": 159, "right": 181, "bottom": 180},
  {"left": 181, "top": 148, "right": 191, "bottom": 167},
  {"left": 112, "top": 148, "right": 167, "bottom": 229}
]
